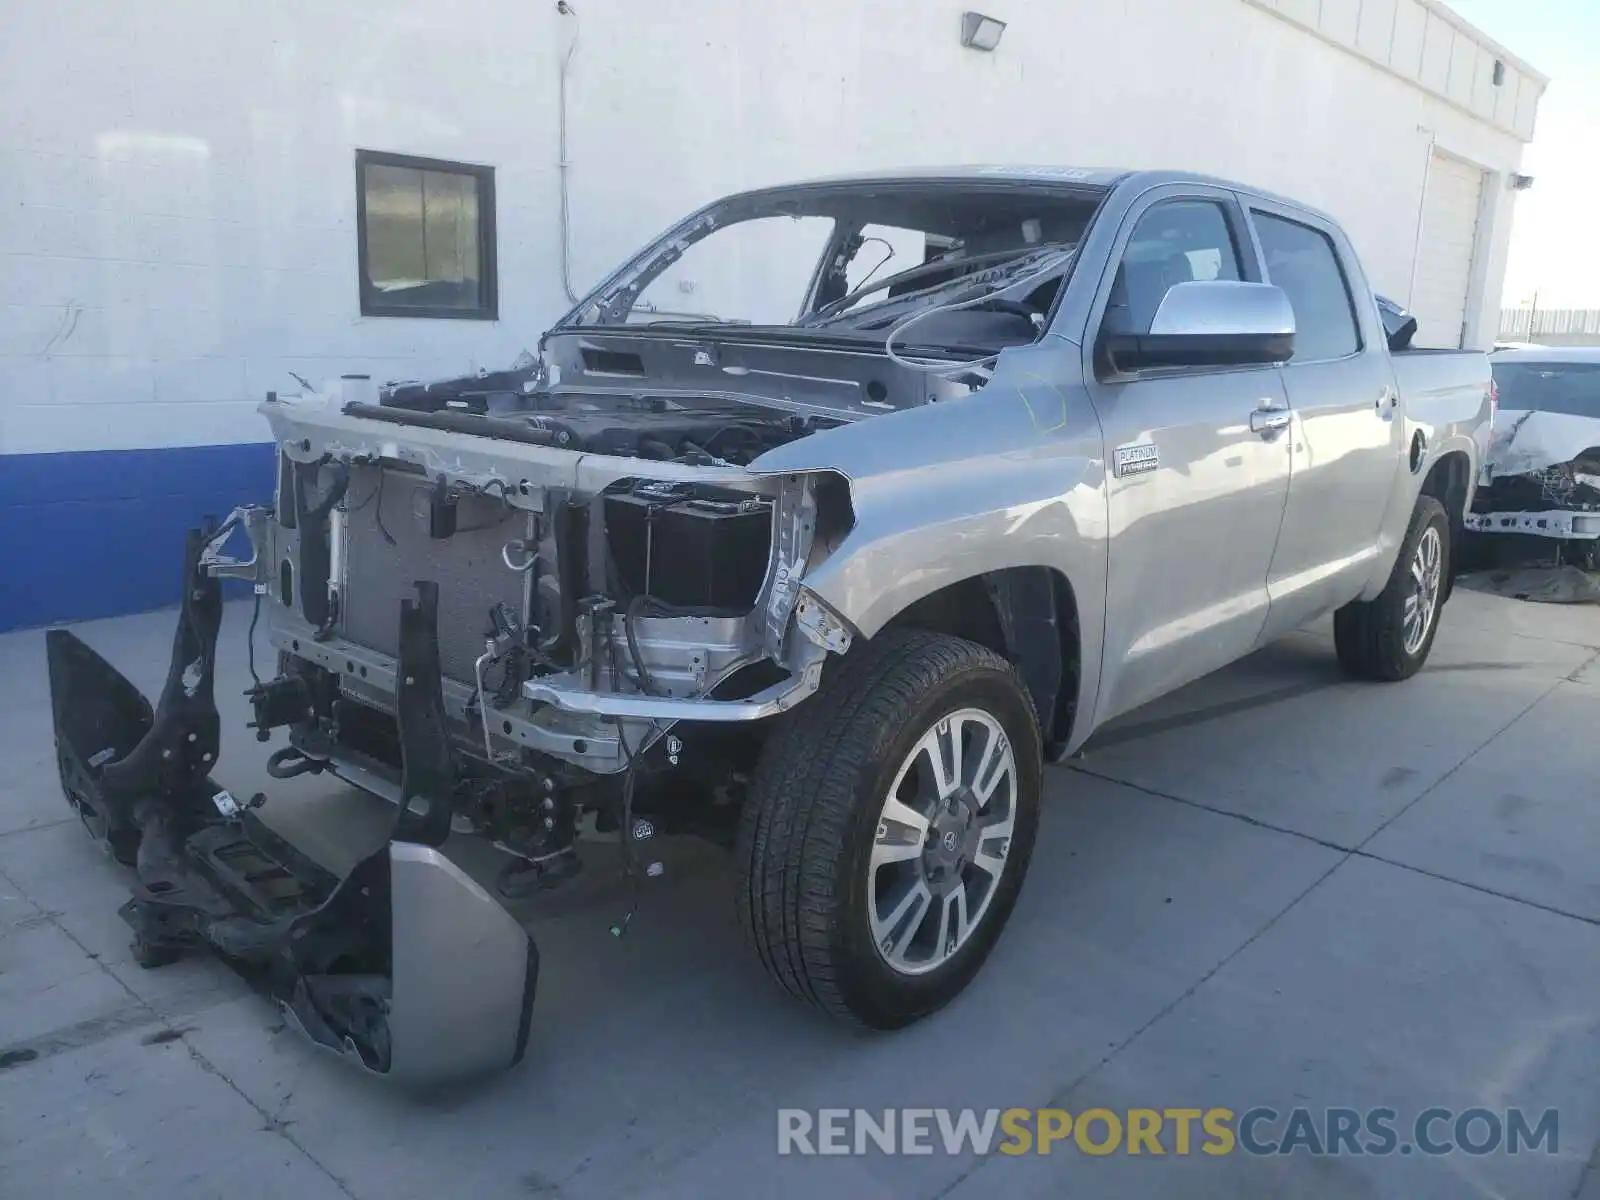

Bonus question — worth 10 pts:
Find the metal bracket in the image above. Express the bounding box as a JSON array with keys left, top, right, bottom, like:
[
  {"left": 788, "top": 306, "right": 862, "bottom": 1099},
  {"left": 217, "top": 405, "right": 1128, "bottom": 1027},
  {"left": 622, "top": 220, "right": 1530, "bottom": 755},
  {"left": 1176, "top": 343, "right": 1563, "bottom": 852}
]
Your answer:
[
  {"left": 1466, "top": 510, "right": 1600, "bottom": 539},
  {"left": 392, "top": 581, "right": 459, "bottom": 848},
  {"left": 98, "top": 525, "right": 224, "bottom": 802},
  {"left": 199, "top": 505, "right": 272, "bottom": 582},
  {"left": 793, "top": 588, "right": 854, "bottom": 655},
  {"left": 756, "top": 475, "right": 817, "bottom": 658}
]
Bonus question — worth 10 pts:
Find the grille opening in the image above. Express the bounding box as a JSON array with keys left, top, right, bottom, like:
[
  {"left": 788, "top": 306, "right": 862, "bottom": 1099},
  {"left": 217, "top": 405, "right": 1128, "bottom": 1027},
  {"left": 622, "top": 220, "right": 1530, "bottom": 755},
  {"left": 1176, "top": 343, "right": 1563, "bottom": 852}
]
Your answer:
[{"left": 340, "top": 462, "right": 528, "bottom": 682}]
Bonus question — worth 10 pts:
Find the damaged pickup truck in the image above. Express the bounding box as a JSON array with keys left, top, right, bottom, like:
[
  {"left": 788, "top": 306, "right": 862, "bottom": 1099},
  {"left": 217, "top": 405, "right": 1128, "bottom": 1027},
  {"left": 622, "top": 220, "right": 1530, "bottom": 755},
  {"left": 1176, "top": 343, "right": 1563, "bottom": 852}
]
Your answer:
[
  {"left": 1468, "top": 347, "right": 1600, "bottom": 569},
  {"left": 48, "top": 167, "right": 1493, "bottom": 1082}
]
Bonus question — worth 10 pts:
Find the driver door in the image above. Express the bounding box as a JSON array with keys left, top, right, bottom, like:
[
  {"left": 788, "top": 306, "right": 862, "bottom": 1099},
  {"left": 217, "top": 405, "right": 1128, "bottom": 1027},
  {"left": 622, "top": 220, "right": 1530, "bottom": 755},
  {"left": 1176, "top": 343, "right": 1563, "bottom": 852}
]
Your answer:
[{"left": 1084, "top": 188, "right": 1295, "bottom": 724}]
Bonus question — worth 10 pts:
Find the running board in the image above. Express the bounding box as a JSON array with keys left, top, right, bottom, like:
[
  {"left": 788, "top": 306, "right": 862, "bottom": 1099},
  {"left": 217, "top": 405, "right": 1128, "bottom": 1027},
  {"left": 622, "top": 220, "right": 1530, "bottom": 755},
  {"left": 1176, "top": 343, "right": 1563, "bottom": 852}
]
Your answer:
[{"left": 45, "top": 532, "right": 537, "bottom": 1083}]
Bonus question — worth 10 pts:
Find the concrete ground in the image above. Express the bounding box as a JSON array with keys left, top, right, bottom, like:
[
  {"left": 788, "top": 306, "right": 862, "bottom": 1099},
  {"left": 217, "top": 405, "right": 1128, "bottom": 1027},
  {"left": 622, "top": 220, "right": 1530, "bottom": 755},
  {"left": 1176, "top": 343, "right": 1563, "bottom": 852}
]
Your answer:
[{"left": 1, "top": 589, "right": 1597, "bottom": 1199}]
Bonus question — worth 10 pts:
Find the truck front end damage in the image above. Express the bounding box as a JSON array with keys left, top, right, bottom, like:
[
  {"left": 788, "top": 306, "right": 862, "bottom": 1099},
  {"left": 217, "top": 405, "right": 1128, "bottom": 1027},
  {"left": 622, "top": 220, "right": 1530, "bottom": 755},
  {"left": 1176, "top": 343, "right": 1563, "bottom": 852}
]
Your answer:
[
  {"left": 45, "top": 171, "right": 1113, "bottom": 1079},
  {"left": 47, "top": 388, "right": 851, "bottom": 1082},
  {"left": 255, "top": 389, "right": 845, "bottom": 785}
]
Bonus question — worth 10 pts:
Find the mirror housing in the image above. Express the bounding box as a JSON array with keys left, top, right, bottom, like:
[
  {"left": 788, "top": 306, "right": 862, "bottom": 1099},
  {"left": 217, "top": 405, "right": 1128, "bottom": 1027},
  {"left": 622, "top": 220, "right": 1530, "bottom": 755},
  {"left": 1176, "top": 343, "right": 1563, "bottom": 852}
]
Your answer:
[{"left": 1098, "top": 280, "right": 1296, "bottom": 375}]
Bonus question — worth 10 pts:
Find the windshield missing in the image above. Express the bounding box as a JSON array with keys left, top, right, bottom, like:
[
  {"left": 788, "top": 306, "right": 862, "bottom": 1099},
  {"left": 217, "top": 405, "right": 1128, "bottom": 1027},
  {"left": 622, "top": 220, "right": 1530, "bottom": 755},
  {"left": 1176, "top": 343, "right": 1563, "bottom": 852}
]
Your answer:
[{"left": 559, "top": 180, "right": 1105, "bottom": 361}]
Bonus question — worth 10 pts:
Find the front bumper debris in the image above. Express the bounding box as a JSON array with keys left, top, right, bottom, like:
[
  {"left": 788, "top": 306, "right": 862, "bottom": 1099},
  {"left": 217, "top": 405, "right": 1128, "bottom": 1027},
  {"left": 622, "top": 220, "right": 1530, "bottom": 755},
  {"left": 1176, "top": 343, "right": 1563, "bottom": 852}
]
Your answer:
[
  {"left": 47, "top": 529, "right": 537, "bottom": 1083},
  {"left": 521, "top": 651, "right": 826, "bottom": 720}
]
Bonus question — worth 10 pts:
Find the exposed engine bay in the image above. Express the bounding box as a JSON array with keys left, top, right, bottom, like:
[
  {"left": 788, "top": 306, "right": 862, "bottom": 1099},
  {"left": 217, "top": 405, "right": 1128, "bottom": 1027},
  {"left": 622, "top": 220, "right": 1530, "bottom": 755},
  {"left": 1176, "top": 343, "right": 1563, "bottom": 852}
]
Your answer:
[
  {"left": 245, "top": 174, "right": 1110, "bottom": 854},
  {"left": 40, "top": 381, "right": 855, "bottom": 1079},
  {"left": 347, "top": 394, "right": 837, "bottom": 466}
]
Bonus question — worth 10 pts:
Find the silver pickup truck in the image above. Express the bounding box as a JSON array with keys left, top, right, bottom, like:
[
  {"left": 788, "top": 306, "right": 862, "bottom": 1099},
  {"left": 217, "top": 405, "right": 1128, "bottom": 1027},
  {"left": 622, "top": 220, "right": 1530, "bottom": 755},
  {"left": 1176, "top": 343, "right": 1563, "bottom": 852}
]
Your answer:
[{"left": 47, "top": 167, "right": 1492, "bottom": 1082}]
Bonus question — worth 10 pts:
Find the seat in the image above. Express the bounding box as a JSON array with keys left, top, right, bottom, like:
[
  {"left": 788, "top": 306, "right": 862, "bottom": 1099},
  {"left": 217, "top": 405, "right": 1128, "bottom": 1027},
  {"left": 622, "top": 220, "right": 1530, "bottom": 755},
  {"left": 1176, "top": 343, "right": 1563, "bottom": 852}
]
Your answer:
[{"left": 1104, "top": 254, "right": 1195, "bottom": 335}]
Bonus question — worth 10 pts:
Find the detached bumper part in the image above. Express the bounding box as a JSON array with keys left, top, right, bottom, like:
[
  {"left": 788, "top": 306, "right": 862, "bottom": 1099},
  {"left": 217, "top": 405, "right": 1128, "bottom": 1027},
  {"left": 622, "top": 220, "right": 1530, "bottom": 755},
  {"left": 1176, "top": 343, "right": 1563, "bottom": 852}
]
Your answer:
[
  {"left": 46, "top": 534, "right": 536, "bottom": 1083},
  {"left": 278, "top": 839, "right": 537, "bottom": 1080}
]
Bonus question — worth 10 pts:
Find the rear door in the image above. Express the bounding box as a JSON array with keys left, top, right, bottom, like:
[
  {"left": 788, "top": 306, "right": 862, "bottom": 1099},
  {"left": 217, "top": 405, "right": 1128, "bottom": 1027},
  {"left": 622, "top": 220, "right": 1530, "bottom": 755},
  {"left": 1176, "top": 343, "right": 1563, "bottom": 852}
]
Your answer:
[
  {"left": 1247, "top": 201, "right": 1402, "bottom": 641},
  {"left": 1084, "top": 187, "right": 1294, "bottom": 724}
]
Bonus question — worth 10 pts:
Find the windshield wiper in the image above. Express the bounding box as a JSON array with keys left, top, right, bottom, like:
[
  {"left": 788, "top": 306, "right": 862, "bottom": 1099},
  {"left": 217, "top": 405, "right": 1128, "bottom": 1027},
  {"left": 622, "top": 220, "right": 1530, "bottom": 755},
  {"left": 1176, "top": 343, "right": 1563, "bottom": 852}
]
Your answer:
[
  {"left": 555, "top": 322, "right": 997, "bottom": 359},
  {"left": 805, "top": 244, "right": 1069, "bottom": 325},
  {"left": 639, "top": 316, "right": 743, "bottom": 328}
]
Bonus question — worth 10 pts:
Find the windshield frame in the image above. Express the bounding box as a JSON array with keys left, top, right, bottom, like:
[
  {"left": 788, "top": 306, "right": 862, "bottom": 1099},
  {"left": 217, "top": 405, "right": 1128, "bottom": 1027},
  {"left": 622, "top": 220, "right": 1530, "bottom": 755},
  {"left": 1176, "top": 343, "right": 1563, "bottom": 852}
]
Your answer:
[{"left": 547, "top": 176, "right": 1110, "bottom": 340}]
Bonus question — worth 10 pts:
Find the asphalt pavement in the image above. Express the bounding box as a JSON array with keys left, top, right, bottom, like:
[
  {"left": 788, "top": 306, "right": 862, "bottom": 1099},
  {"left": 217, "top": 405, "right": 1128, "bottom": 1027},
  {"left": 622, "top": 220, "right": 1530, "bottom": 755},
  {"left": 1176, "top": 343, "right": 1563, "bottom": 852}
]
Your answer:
[{"left": 2, "top": 588, "right": 1596, "bottom": 1199}]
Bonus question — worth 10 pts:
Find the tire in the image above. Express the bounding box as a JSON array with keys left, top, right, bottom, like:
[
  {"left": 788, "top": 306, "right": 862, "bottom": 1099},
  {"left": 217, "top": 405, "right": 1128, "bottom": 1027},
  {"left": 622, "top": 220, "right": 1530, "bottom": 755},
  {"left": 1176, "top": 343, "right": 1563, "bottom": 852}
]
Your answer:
[
  {"left": 735, "top": 627, "right": 1043, "bottom": 1029},
  {"left": 1334, "top": 495, "right": 1450, "bottom": 682},
  {"left": 130, "top": 934, "right": 181, "bottom": 970}
]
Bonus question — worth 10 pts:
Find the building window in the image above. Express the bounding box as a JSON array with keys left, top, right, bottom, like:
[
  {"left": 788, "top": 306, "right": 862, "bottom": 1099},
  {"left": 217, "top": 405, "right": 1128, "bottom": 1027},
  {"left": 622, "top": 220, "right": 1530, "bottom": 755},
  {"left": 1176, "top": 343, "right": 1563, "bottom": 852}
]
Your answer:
[{"left": 356, "top": 150, "right": 497, "bottom": 319}]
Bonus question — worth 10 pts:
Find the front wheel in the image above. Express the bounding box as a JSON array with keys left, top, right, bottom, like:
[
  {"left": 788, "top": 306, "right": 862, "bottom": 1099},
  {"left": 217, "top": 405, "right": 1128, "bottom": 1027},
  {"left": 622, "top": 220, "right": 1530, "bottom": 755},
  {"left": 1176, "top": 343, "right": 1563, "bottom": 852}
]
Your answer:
[
  {"left": 1334, "top": 495, "right": 1450, "bottom": 682},
  {"left": 735, "top": 628, "right": 1043, "bottom": 1029}
]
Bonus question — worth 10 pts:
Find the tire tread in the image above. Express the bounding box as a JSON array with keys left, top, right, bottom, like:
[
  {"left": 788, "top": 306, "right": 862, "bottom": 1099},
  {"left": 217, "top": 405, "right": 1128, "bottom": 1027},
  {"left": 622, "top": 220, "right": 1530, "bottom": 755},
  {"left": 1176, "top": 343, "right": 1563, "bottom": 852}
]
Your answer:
[
  {"left": 735, "top": 627, "right": 1035, "bottom": 1025},
  {"left": 1334, "top": 496, "right": 1450, "bottom": 682}
]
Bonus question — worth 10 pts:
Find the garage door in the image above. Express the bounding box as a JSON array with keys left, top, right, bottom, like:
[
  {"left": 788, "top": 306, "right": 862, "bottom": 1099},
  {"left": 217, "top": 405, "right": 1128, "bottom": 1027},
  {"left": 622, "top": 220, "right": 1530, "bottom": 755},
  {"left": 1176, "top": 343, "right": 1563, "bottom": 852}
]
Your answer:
[{"left": 1409, "top": 151, "right": 1485, "bottom": 348}]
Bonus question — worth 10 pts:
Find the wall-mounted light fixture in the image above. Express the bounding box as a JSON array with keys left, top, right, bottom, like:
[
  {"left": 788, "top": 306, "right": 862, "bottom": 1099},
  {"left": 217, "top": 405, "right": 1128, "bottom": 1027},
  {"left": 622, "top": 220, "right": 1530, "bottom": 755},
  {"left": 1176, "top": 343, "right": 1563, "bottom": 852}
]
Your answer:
[
  {"left": 1510, "top": 173, "right": 1535, "bottom": 191},
  {"left": 960, "top": 11, "right": 1006, "bottom": 52}
]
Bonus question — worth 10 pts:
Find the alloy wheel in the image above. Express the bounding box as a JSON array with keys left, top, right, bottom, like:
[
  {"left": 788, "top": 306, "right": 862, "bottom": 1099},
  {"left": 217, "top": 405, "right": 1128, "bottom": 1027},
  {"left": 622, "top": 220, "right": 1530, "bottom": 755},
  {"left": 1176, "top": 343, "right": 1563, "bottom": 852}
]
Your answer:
[{"left": 867, "top": 707, "right": 1018, "bottom": 976}]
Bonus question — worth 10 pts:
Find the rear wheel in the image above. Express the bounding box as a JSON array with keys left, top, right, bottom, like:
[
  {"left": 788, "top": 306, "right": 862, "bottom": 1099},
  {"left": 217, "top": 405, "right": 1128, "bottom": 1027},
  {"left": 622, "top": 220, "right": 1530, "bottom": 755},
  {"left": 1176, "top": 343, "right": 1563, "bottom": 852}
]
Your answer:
[
  {"left": 1334, "top": 495, "right": 1450, "bottom": 681},
  {"left": 736, "top": 628, "right": 1042, "bottom": 1029}
]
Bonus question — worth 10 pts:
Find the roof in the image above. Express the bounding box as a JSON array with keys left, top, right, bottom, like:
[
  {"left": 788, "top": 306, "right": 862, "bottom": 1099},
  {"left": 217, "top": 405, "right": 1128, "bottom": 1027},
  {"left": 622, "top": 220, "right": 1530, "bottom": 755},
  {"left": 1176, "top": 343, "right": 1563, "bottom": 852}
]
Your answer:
[
  {"left": 738, "top": 164, "right": 1314, "bottom": 200},
  {"left": 775, "top": 165, "right": 1131, "bottom": 189},
  {"left": 725, "top": 166, "right": 1333, "bottom": 223}
]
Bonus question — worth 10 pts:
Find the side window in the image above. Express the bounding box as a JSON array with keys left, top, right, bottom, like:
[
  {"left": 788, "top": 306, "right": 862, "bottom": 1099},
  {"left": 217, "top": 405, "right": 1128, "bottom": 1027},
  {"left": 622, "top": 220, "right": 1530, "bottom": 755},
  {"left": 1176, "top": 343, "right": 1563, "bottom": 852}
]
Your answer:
[
  {"left": 1103, "top": 201, "right": 1242, "bottom": 336},
  {"left": 1252, "top": 212, "right": 1361, "bottom": 361}
]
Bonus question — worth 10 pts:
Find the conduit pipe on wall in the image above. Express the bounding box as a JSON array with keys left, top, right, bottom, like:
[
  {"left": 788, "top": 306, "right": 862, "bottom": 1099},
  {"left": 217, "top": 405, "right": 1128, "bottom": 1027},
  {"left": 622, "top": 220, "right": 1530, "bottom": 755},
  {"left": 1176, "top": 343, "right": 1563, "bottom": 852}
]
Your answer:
[{"left": 557, "top": 0, "right": 581, "bottom": 303}]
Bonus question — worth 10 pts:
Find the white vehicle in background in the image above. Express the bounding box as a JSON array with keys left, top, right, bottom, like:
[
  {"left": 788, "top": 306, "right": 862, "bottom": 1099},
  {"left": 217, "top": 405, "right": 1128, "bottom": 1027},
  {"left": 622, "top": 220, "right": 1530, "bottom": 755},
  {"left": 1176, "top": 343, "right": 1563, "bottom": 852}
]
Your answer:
[{"left": 1469, "top": 347, "right": 1600, "bottom": 568}]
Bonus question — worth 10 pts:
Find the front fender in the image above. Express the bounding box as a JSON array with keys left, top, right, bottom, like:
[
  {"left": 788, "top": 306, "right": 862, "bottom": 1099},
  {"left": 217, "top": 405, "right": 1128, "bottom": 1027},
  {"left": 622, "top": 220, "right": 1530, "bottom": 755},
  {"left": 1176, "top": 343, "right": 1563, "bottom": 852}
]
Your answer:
[
  {"left": 751, "top": 341, "right": 1110, "bottom": 747},
  {"left": 802, "top": 456, "right": 1105, "bottom": 641}
]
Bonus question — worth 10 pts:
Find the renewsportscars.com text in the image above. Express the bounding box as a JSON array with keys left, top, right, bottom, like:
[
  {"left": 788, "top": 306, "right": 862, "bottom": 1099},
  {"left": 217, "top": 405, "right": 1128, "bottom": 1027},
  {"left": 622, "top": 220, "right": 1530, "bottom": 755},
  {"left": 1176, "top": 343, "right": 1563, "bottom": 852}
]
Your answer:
[{"left": 777, "top": 1106, "right": 1560, "bottom": 1158}]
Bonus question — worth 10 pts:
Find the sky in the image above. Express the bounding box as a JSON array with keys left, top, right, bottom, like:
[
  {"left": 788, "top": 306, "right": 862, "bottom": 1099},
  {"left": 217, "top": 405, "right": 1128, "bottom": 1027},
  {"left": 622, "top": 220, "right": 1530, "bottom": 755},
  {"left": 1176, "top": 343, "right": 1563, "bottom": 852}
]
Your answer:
[{"left": 1445, "top": 0, "right": 1599, "bottom": 308}]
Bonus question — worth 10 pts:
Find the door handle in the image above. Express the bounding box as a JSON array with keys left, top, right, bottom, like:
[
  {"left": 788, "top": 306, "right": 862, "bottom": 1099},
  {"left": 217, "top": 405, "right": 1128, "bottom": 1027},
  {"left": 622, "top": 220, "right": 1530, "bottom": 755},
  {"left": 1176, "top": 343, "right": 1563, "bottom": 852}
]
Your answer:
[
  {"left": 1375, "top": 387, "right": 1397, "bottom": 419},
  {"left": 1250, "top": 407, "right": 1291, "bottom": 435}
]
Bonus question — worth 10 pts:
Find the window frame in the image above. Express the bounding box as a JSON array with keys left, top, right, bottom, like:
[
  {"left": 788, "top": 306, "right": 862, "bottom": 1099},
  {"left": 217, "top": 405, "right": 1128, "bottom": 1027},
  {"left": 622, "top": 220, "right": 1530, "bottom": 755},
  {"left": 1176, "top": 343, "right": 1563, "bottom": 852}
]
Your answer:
[
  {"left": 1085, "top": 186, "right": 1267, "bottom": 381},
  {"left": 355, "top": 149, "right": 499, "bottom": 321},
  {"left": 1245, "top": 204, "right": 1365, "bottom": 366}
]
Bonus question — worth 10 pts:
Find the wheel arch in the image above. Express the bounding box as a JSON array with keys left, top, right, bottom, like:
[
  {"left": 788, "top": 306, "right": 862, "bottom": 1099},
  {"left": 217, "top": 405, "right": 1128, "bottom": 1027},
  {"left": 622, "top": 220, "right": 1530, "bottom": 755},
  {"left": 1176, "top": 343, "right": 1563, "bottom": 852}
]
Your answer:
[
  {"left": 1420, "top": 448, "right": 1472, "bottom": 522},
  {"left": 880, "top": 567, "right": 1083, "bottom": 753},
  {"left": 1420, "top": 447, "right": 1472, "bottom": 599}
]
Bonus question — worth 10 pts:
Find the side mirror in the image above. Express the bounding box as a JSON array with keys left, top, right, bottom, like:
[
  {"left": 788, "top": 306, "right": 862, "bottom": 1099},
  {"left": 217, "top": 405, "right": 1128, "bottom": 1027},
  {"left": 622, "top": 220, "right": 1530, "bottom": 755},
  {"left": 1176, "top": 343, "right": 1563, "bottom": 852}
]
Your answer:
[{"left": 1098, "top": 280, "right": 1296, "bottom": 375}]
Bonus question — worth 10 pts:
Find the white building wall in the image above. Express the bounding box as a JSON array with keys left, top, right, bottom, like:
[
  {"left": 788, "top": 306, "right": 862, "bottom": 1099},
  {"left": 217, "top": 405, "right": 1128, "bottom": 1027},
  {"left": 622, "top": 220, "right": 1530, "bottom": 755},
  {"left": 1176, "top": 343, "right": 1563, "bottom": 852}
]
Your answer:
[{"left": 0, "top": 0, "right": 1541, "bottom": 460}]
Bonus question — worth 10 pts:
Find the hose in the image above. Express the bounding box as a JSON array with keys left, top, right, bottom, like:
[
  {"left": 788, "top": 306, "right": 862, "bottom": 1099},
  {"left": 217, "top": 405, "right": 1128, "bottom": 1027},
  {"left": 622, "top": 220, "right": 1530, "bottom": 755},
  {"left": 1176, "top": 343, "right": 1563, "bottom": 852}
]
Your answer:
[
  {"left": 266, "top": 746, "right": 327, "bottom": 779},
  {"left": 246, "top": 589, "right": 262, "bottom": 687},
  {"left": 624, "top": 593, "right": 660, "bottom": 695}
]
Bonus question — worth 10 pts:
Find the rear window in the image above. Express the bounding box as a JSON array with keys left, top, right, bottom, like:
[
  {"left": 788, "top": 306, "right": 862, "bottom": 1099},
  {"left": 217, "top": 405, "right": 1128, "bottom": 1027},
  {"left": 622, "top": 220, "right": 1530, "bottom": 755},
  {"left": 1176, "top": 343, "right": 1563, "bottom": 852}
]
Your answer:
[{"left": 1491, "top": 362, "right": 1600, "bottom": 417}]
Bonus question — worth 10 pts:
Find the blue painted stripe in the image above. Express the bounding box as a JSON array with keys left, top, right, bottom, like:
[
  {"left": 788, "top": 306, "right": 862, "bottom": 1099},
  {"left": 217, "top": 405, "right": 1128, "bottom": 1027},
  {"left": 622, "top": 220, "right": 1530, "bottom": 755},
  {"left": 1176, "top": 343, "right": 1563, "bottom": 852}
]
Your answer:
[{"left": 0, "top": 443, "right": 277, "bottom": 631}]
